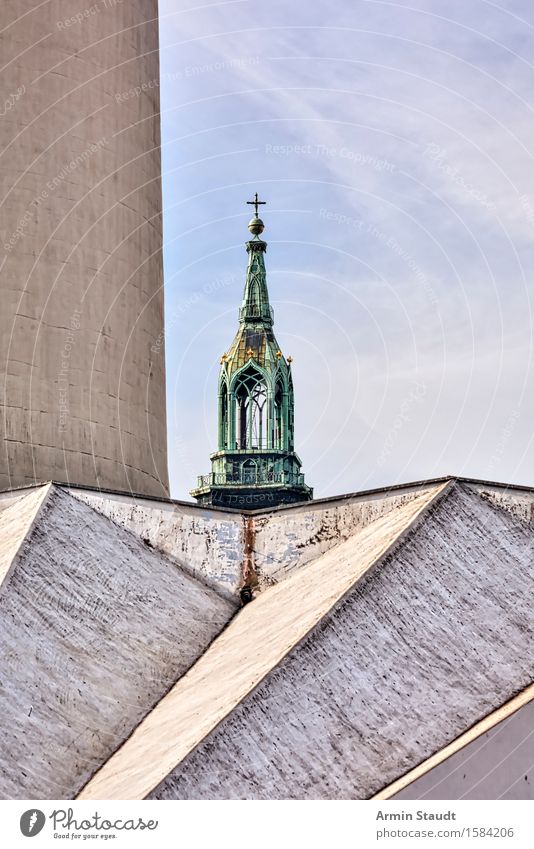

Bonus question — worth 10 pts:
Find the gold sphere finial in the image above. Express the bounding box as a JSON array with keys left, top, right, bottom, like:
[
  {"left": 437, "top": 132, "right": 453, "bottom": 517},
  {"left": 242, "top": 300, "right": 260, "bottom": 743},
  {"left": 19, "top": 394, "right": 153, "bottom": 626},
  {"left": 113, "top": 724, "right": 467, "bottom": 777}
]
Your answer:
[
  {"left": 246, "top": 192, "right": 266, "bottom": 237},
  {"left": 248, "top": 217, "right": 265, "bottom": 236}
]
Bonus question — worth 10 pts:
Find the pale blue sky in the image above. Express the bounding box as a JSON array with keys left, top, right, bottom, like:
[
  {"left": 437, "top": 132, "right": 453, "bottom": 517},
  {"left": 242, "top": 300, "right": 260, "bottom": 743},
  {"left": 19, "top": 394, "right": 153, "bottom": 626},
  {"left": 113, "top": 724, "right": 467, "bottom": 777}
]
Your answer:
[{"left": 158, "top": 0, "right": 534, "bottom": 500}]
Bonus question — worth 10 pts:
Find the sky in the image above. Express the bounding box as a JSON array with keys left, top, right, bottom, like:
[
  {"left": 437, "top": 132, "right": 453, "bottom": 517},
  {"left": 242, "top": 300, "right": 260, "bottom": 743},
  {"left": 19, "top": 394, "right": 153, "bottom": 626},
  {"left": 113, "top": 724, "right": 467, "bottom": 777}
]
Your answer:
[{"left": 157, "top": 0, "right": 534, "bottom": 500}]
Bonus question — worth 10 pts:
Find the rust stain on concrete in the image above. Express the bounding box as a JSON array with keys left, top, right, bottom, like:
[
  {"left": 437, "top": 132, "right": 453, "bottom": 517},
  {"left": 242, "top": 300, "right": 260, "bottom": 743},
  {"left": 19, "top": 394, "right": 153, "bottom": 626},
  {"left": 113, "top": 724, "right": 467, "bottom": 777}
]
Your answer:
[{"left": 242, "top": 516, "right": 258, "bottom": 589}]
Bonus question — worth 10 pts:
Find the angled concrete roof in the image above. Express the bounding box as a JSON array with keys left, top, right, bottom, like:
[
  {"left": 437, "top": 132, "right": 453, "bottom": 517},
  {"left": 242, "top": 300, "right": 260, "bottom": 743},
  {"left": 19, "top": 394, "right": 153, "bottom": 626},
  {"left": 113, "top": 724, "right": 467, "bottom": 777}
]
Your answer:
[
  {"left": 0, "top": 485, "right": 50, "bottom": 586},
  {"left": 2, "top": 474, "right": 534, "bottom": 800},
  {"left": 78, "top": 481, "right": 447, "bottom": 799},
  {"left": 0, "top": 485, "right": 236, "bottom": 800},
  {"left": 68, "top": 486, "right": 245, "bottom": 601},
  {"left": 78, "top": 481, "right": 534, "bottom": 800},
  {"left": 377, "top": 682, "right": 534, "bottom": 800},
  {"left": 68, "top": 476, "right": 440, "bottom": 599}
]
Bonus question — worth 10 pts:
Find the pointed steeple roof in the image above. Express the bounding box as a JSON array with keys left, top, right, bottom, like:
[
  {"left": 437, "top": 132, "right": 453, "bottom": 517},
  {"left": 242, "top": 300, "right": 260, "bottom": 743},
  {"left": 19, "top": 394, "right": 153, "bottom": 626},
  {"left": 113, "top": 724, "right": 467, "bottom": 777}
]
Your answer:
[
  {"left": 222, "top": 198, "right": 284, "bottom": 375},
  {"left": 240, "top": 191, "right": 272, "bottom": 325},
  {"left": 239, "top": 236, "right": 273, "bottom": 326}
]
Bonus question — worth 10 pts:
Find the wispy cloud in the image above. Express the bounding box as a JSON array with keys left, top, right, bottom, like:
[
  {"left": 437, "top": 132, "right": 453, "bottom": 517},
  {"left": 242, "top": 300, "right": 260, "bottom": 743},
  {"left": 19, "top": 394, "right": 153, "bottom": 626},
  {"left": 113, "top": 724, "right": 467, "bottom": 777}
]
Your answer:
[{"left": 159, "top": 0, "right": 534, "bottom": 497}]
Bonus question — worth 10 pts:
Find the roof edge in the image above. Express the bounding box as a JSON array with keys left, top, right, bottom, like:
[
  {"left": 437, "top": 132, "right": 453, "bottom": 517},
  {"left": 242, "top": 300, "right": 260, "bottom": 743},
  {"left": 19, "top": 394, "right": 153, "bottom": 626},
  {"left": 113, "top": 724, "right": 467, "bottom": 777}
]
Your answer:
[
  {"left": 0, "top": 483, "right": 53, "bottom": 590},
  {"left": 372, "top": 680, "right": 534, "bottom": 801},
  {"left": 250, "top": 474, "right": 534, "bottom": 515},
  {"left": 2, "top": 474, "right": 533, "bottom": 517}
]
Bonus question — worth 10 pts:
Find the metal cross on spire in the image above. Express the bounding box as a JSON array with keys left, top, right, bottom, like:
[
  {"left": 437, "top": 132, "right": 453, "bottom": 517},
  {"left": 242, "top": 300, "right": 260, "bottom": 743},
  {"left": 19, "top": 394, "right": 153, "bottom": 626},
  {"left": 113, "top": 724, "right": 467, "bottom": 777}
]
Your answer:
[{"left": 246, "top": 192, "right": 266, "bottom": 218}]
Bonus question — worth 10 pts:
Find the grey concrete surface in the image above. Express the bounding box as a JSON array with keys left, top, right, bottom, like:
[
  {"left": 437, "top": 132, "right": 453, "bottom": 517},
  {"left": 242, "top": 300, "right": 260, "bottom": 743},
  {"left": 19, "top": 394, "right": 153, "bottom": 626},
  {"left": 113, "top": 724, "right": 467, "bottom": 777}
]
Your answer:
[
  {"left": 0, "top": 1, "right": 168, "bottom": 496},
  {"left": 0, "top": 485, "right": 235, "bottom": 799},
  {"left": 394, "top": 698, "right": 534, "bottom": 800},
  {"left": 148, "top": 484, "right": 534, "bottom": 799}
]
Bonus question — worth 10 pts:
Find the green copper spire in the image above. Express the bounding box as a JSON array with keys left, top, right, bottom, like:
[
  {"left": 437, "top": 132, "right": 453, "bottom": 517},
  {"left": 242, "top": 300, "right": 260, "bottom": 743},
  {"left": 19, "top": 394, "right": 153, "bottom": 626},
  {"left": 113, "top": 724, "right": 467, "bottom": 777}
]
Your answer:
[
  {"left": 190, "top": 195, "right": 313, "bottom": 510},
  {"left": 239, "top": 230, "right": 272, "bottom": 325}
]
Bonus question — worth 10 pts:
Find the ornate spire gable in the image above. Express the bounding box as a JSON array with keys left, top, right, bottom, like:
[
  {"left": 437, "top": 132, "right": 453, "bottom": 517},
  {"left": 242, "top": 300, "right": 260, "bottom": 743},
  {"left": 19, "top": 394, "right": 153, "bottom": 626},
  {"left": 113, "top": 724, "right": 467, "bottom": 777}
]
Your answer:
[{"left": 191, "top": 196, "right": 313, "bottom": 511}]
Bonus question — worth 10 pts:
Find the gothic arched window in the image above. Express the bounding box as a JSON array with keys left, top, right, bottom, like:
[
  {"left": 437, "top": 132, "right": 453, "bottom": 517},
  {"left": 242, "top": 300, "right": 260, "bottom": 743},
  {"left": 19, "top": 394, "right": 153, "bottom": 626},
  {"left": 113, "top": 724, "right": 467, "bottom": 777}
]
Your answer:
[
  {"left": 234, "top": 365, "right": 267, "bottom": 449},
  {"left": 274, "top": 377, "right": 284, "bottom": 449},
  {"left": 219, "top": 381, "right": 228, "bottom": 449},
  {"left": 287, "top": 373, "right": 294, "bottom": 451},
  {"left": 242, "top": 459, "right": 257, "bottom": 484}
]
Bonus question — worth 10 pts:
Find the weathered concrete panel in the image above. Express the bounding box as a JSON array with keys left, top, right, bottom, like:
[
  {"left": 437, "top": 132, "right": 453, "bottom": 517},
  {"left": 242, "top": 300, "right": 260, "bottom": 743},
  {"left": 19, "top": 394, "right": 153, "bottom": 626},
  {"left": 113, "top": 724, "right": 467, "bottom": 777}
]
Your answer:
[
  {"left": 79, "top": 483, "right": 446, "bottom": 799},
  {"left": 253, "top": 482, "right": 439, "bottom": 586},
  {"left": 69, "top": 488, "right": 245, "bottom": 600},
  {"left": 394, "top": 696, "right": 534, "bottom": 800},
  {"left": 0, "top": 486, "right": 235, "bottom": 799},
  {"left": 466, "top": 481, "right": 534, "bottom": 528},
  {"left": 0, "top": 485, "right": 49, "bottom": 585},
  {"left": 0, "top": 485, "right": 45, "bottom": 515},
  {"left": 147, "top": 484, "right": 534, "bottom": 800},
  {"left": 70, "top": 483, "right": 449, "bottom": 599},
  {"left": 0, "top": 1, "right": 168, "bottom": 496}
]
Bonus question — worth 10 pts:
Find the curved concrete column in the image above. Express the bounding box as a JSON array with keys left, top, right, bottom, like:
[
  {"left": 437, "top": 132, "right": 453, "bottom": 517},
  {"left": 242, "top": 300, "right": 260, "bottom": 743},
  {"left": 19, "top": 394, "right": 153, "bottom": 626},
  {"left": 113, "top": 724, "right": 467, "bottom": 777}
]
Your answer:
[{"left": 0, "top": 0, "right": 168, "bottom": 496}]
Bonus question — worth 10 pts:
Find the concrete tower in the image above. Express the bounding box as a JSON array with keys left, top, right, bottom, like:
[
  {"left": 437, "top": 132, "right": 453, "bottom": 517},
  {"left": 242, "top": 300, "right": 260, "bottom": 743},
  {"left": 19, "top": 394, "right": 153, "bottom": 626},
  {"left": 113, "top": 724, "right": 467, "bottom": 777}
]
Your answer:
[
  {"left": 191, "top": 195, "right": 312, "bottom": 509},
  {"left": 0, "top": 0, "right": 168, "bottom": 496}
]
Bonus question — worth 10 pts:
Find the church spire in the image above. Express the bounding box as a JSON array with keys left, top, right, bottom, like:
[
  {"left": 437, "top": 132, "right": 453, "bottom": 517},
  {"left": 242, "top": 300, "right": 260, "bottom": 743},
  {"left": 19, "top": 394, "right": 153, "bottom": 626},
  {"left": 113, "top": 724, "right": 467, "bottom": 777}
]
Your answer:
[
  {"left": 240, "top": 195, "right": 273, "bottom": 326},
  {"left": 190, "top": 196, "right": 313, "bottom": 511}
]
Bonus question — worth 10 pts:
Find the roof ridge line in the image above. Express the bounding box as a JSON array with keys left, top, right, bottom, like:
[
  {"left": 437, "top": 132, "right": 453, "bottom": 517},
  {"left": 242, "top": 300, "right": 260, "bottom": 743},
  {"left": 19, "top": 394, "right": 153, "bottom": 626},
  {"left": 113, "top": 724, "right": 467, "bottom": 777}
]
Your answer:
[
  {"left": 361, "top": 477, "right": 457, "bottom": 569},
  {"left": 76, "top": 480, "right": 452, "bottom": 801},
  {"left": 265, "top": 477, "right": 457, "bottom": 586},
  {"left": 0, "top": 483, "right": 53, "bottom": 591}
]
